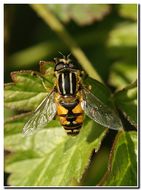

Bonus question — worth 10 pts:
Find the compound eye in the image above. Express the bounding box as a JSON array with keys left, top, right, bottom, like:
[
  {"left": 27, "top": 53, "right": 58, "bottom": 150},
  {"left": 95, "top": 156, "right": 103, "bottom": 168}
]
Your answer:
[
  {"left": 69, "top": 63, "right": 74, "bottom": 68},
  {"left": 55, "top": 62, "right": 64, "bottom": 71}
]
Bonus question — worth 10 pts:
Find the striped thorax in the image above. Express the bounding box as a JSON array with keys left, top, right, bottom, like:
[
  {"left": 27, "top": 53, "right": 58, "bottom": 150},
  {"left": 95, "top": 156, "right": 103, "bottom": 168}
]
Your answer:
[{"left": 54, "top": 56, "right": 84, "bottom": 135}]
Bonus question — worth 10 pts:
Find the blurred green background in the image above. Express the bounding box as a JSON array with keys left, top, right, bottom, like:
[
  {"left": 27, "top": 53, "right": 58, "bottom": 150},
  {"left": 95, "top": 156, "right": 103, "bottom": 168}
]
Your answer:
[{"left": 4, "top": 4, "right": 137, "bottom": 186}]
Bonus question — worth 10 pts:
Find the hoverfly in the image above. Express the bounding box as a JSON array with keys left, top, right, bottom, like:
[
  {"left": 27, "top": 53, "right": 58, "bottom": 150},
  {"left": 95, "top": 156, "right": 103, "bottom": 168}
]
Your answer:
[{"left": 23, "top": 54, "right": 122, "bottom": 136}]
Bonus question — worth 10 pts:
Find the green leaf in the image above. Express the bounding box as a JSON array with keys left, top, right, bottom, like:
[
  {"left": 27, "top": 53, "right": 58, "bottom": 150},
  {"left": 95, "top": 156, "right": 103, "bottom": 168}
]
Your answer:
[
  {"left": 4, "top": 113, "right": 30, "bottom": 136},
  {"left": 4, "top": 107, "right": 16, "bottom": 120},
  {"left": 107, "top": 22, "right": 137, "bottom": 89},
  {"left": 82, "top": 147, "right": 109, "bottom": 186},
  {"left": 5, "top": 120, "right": 107, "bottom": 186},
  {"left": 108, "top": 23, "right": 137, "bottom": 47},
  {"left": 4, "top": 113, "right": 61, "bottom": 137},
  {"left": 119, "top": 4, "right": 137, "bottom": 20},
  {"left": 114, "top": 81, "right": 137, "bottom": 126},
  {"left": 4, "top": 71, "right": 54, "bottom": 111},
  {"left": 100, "top": 131, "right": 137, "bottom": 186},
  {"left": 47, "top": 4, "right": 110, "bottom": 25},
  {"left": 109, "top": 61, "right": 137, "bottom": 89}
]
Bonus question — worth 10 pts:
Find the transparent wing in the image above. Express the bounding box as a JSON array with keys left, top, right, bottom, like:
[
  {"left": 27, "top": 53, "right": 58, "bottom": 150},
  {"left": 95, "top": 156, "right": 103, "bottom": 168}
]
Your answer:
[
  {"left": 23, "top": 90, "right": 56, "bottom": 136},
  {"left": 81, "top": 87, "right": 123, "bottom": 130}
]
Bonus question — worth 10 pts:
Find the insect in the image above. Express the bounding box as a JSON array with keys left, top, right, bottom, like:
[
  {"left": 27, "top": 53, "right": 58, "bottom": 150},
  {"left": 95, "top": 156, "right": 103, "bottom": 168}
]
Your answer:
[{"left": 23, "top": 54, "right": 122, "bottom": 136}]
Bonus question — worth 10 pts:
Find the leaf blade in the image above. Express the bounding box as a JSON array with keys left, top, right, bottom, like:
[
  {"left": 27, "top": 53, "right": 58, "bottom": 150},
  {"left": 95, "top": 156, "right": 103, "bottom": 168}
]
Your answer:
[
  {"left": 114, "top": 81, "right": 137, "bottom": 126},
  {"left": 5, "top": 121, "right": 107, "bottom": 186},
  {"left": 4, "top": 71, "right": 53, "bottom": 111},
  {"left": 99, "top": 131, "right": 137, "bottom": 186}
]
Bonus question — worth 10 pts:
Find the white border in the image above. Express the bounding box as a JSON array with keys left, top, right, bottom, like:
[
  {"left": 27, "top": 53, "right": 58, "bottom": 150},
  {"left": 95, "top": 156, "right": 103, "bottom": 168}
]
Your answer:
[
  {"left": 1, "top": 2, "right": 4, "bottom": 190},
  {"left": 2, "top": 1, "right": 141, "bottom": 4}
]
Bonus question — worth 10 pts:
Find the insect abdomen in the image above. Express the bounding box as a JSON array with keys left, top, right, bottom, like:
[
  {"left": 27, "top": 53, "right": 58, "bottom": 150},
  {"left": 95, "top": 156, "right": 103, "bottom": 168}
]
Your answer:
[{"left": 57, "top": 99, "right": 84, "bottom": 136}]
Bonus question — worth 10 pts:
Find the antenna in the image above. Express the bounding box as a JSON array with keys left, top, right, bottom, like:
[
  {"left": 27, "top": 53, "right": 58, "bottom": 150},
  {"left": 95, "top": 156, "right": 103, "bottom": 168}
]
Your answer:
[
  {"left": 58, "top": 51, "right": 66, "bottom": 59},
  {"left": 67, "top": 53, "right": 71, "bottom": 59}
]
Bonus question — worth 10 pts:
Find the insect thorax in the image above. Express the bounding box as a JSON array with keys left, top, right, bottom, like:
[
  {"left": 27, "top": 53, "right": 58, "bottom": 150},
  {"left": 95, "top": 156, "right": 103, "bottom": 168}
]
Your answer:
[
  {"left": 54, "top": 55, "right": 82, "bottom": 97},
  {"left": 56, "top": 71, "right": 80, "bottom": 96}
]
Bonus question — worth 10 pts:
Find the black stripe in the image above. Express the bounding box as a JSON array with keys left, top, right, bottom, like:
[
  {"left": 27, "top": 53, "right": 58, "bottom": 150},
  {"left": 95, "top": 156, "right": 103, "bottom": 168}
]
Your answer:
[
  {"left": 58, "top": 74, "right": 63, "bottom": 94},
  {"left": 58, "top": 113, "right": 82, "bottom": 123},
  {"left": 60, "top": 99, "right": 79, "bottom": 110},
  {"left": 59, "top": 114, "right": 77, "bottom": 123},
  {"left": 72, "top": 73, "right": 76, "bottom": 94},
  {"left": 58, "top": 113, "right": 82, "bottom": 117},
  {"left": 66, "top": 115, "right": 78, "bottom": 122},
  {"left": 67, "top": 113, "right": 82, "bottom": 117},
  {"left": 64, "top": 72, "right": 70, "bottom": 95},
  {"left": 67, "top": 113, "right": 83, "bottom": 122},
  {"left": 63, "top": 125, "right": 82, "bottom": 130},
  {"left": 63, "top": 123, "right": 82, "bottom": 129},
  {"left": 67, "top": 131, "right": 80, "bottom": 136}
]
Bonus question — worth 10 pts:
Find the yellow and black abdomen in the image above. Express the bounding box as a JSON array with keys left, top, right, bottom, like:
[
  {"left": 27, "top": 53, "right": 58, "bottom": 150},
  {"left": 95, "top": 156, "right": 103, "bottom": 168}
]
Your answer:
[{"left": 57, "top": 98, "right": 84, "bottom": 136}]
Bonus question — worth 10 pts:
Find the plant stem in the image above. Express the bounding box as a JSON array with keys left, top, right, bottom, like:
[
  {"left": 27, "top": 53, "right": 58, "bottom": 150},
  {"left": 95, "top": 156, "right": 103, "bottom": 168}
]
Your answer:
[{"left": 31, "top": 4, "right": 103, "bottom": 82}]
